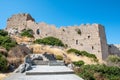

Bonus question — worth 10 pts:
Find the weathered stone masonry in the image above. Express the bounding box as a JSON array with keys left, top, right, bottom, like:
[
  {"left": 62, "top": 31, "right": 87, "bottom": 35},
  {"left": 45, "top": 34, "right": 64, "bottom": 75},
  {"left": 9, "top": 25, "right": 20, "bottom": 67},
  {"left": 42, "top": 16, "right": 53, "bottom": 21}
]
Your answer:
[{"left": 6, "top": 13, "right": 110, "bottom": 60}]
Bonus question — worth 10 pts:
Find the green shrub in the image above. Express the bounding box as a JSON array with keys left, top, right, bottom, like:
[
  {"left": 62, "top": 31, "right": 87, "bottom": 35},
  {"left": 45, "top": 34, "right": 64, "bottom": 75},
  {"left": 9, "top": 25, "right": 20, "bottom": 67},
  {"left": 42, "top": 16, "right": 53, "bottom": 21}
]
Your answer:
[
  {"left": 34, "top": 36, "right": 64, "bottom": 47},
  {"left": 20, "top": 29, "right": 34, "bottom": 37},
  {"left": 77, "top": 64, "right": 120, "bottom": 80},
  {"left": 0, "top": 29, "right": 8, "bottom": 36},
  {"left": 107, "top": 55, "right": 120, "bottom": 63},
  {"left": 67, "top": 48, "right": 80, "bottom": 54},
  {"left": 78, "top": 71, "right": 95, "bottom": 80},
  {"left": 0, "top": 36, "right": 17, "bottom": 51},
  {"left": 73, "top": 60, "right": 84, "bottom": 67},
  {"left": 0, "top": 54, "right": 8, "bottom": 72},
  {"left": 55, "top": 55, "right": 63, "bottom": 60},
  {"left": 75, "top": 28, "right": 81, "bottom": 35},
  {"left": 67, "top": 49, "right": 97, "bottom": 62}
]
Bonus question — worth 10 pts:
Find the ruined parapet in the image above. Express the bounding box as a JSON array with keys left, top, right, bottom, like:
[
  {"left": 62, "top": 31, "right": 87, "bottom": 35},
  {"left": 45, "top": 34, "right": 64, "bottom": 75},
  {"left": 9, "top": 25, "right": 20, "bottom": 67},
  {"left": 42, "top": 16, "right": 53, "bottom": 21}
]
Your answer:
[{"left": 6, "top": 13, "right": 35, "bottom": 32}]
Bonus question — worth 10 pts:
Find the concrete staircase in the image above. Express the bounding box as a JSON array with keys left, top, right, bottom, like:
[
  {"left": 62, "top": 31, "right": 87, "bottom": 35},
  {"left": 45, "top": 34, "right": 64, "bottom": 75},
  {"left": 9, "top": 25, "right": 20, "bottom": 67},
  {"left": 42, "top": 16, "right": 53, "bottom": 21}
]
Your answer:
[{"left": 26, "top": 65, "right": 74, "bottom": 75}]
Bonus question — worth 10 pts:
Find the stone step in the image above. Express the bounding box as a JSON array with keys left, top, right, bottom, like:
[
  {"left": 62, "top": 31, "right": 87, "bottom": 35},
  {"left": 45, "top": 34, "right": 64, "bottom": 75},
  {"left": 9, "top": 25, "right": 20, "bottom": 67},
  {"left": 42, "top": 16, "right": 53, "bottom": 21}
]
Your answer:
[
  {"left": 49, "top": 61, "right": 65, "bottom": 66},
  {"left": 26, "top": 65, "right": 74, "bottom": 75},
  {"left": 26, "top": 71, "right": 74, "bottom": 75},
  {"left": 32, "top": 60, "right": 49, "bottom": 65},
  {"left": 32, "top": 61, "right": 65, "bottom": 66}
]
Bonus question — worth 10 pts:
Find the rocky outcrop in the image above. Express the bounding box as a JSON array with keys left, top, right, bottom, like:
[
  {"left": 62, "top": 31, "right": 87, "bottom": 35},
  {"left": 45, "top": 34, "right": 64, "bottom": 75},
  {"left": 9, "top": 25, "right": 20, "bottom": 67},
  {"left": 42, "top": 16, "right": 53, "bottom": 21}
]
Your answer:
[
  {"left": 8, "top": 45, "right": 32, "bottom": 58},
  {"left": 7, "top": 45, "right": 32, "bottom": 68},
  {"left": 14, "top": 63, "right": 32, "bottom": 73}
]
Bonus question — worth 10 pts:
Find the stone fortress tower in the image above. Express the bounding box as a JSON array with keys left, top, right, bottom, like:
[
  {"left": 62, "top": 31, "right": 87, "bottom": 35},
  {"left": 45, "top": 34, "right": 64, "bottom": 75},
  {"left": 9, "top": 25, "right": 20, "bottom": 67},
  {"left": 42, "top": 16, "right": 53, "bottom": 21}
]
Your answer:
[{"left": 6, "top": 13, "right": 110, "bottom": 60}]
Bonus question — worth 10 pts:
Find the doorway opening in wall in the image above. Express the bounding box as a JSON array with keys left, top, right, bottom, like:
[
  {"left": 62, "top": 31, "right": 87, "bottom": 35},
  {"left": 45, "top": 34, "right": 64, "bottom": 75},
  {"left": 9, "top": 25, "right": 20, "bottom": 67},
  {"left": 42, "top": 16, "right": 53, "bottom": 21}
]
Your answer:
[
  {"left": 36, "top": 29, "right": 40, "bottom": 35},
  {"left": 76, "top": 40, "right": 78, "bottom": 45}
]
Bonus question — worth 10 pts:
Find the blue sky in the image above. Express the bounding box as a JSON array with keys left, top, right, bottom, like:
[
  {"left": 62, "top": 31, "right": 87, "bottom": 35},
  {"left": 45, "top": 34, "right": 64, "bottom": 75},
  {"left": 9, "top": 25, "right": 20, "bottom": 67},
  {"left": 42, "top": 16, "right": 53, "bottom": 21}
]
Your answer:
[{"left": 0, "top": 0, "right": 120, "bottom": 44}]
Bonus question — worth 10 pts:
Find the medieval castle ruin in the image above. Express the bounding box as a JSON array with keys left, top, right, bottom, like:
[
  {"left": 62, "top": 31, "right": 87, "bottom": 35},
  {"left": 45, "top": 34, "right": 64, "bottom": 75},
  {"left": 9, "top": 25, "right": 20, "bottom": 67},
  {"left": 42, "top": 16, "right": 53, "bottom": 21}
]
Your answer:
[{"left": 5, "top": 13, "right": 120, "bottom": 60}]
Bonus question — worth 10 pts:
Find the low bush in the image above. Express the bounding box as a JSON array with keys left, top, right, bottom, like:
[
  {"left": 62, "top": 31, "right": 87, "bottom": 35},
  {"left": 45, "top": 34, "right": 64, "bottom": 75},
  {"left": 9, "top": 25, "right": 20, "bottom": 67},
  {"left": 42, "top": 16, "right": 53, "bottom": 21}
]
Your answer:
[
  {"left": 107, "top": 55, "right": 120, "bottom": 63},
  {"left": 73, "top": 60, "right": 84, "bottom": 67},
  {"left": 77, "top": 64, "right": 120, "bottom": 80},
  {"left": 75, "top": 28, "right": 81, "bottom": 35},
  {"left": 0, "top": 54, "right": 8, "bottom": 72},
  {"left": 67, "top": 48, "right": 98, "bottom": 62},
  {"left": 0, "top": 29, "right": 8, "bottom": 36},
  {"left": 34, "top": 36, "right": 64, "bottom": 47},
  {"left": 0, "top": 36, "right": 17, "bottom": 50},
  {"left": 0, "top": 30, "right": 17, "bottom": 51},
  {"left": 20, "top": 29, "right": 34, "bottom": 37}
]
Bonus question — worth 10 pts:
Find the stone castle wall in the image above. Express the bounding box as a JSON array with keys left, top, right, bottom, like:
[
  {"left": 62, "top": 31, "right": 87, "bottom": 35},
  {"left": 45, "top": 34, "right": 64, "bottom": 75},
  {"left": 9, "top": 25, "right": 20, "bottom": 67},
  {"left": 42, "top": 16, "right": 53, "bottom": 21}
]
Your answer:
[
  {"left": 5, "top": 13, "right": 109, "bottom": 60},
  {"left": 108, "top": 44, "right": 120, "bottom": 56}
]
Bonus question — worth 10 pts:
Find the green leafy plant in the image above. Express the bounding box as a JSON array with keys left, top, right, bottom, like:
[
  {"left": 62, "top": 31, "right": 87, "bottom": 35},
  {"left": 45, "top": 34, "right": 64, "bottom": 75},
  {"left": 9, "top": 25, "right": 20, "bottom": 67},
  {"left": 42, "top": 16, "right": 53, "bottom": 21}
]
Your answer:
[
  {"left": 0, "top": 36, "right": 17, "bottom": 51},
  {"left": 73, "top": 60, "right": 84, "bottom": 67},
  {"left": 0, "top": 54, "right": 8, "bottom": 72},
  {"left": 67, "top": 48, "right": 98, "bottom": 62},
  {"left": 0, "top": 29, "right": 8, "bottom": 36},
  {"left": 75, "top": 28, "right": 81, "bottom": 35},
  {"left": 0, "top": 33, "right": 17, "bottom": 51},
  {"left": 77, "top": 64, "right": 120, "bottom": 80},
  {"left": 107, "top": 55, "right": 120, "bottom": 63},
  {"left": 20, "top": 29, "right": 34, "bottom": 37},
  {"left": 34, "top": 36, "right": 64, "bottom": 47}
]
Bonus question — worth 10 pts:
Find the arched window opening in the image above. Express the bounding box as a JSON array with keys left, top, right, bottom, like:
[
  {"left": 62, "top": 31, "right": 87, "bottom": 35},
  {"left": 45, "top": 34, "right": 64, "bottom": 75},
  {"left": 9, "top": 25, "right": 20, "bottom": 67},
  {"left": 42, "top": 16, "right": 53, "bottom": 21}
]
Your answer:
[{"left": 36, "top": 29, "right": 40, "bottom": 35}]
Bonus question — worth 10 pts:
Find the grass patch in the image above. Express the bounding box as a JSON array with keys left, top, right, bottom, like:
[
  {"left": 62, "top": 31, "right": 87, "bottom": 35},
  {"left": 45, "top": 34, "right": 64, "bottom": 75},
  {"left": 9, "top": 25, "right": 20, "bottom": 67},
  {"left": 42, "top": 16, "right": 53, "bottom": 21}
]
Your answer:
[{"left": 67, "top": 48, "right": 98, "bottom": 62}]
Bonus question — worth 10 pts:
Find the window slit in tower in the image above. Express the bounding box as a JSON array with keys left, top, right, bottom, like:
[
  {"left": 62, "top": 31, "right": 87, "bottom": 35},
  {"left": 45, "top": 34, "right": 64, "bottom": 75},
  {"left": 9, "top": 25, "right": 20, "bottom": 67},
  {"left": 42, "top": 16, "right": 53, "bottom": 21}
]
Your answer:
[
  {"left": 92, "top": 46, "right": 94, "bottom": 50},
  {"left": 76, "top": 40, "right": 78, "bottom": 45}
]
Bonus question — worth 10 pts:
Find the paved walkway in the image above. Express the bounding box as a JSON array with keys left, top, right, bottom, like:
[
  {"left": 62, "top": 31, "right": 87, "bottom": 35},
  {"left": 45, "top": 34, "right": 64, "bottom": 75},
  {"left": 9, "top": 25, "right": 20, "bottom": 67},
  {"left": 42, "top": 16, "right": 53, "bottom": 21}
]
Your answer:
[{"left": 4, "top": 65, "right": 83, "bottom": 80}]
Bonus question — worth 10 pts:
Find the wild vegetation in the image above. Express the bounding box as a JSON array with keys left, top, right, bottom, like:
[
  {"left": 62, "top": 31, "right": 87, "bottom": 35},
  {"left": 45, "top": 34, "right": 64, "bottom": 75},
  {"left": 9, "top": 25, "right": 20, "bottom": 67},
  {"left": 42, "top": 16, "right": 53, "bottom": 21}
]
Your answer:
[
  {"left": 0, "top": 29, "right": 17, "bottom": 51},
  {"left": 67, "top": 48, "right": 98, "bottom": 62},
  {"left": 20, "top": 29, "right": 34, "bottom": 38},
  {"left": 75, "top": 28, "right": 81, "bottom": 35},
  {"left": 34, "top": 36, "right": 64, "bottom": 47},
  {"left": 0, "top": 53, "right": 8, "bottom": 72},
  {"left": 72, "top": 60, "right": 120, "bottom": 80},
  {"left": 107, "top": 55, "right": 120, "bottom": 63},
  {"left": 73, "top": 60, "right": 84, "bottom": 67},
  {"left": 107, "top": 55, "right": 120, "bottom": 67},
  {"left": 0, "top": 29, "right": 18, "bottom": 72}
]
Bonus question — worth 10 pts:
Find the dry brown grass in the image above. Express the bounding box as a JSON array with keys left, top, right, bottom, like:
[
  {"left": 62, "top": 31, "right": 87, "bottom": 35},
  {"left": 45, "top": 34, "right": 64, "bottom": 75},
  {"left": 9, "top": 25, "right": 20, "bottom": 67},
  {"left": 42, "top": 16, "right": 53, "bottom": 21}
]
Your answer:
[
  {"left": 7, "top": 57, "right": 24, "bottom": 68},
  {"left": 0, "top": 73, "right": 11, "bottom": 80}
]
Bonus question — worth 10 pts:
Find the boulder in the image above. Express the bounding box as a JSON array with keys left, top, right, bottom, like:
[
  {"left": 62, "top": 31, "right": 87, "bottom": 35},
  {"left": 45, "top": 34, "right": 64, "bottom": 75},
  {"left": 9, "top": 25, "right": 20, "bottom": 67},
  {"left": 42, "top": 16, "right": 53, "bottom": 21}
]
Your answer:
[
  {"left": 43, "top": 52, "right": 56, "bottom": 60},
  {"left": 14, "top": 63, "right": 32, "bottom": 73},
  {"left": 7, "top": 45, "right": 32, "bottom": 68}
]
